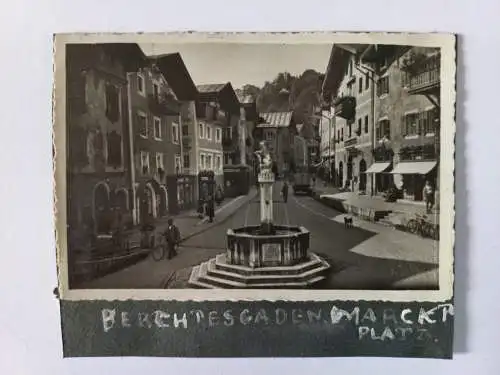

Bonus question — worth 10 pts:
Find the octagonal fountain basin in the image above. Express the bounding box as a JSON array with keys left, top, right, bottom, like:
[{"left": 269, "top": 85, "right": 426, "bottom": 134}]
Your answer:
[{"left": 226, "top": 225, "right": 310, "bottom": 268}]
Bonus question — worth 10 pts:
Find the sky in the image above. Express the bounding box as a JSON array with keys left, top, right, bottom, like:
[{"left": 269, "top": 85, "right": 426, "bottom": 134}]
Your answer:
[{"left": 139, "top": 43, "right": 332, "bottom": 89}]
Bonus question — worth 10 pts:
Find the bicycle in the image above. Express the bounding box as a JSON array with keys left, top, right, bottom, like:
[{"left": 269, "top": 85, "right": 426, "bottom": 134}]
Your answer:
[
  {"left": 151, "top": 233, "right": 167, "bottom": 261},
  {"left": 406, "top": 213, "right": 437, "bottom": 239}
]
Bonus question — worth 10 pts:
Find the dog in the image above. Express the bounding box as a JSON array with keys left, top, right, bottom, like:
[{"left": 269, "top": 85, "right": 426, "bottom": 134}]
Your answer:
[{"left": 343, "top": 216, "right": 354, "bottom": 228}]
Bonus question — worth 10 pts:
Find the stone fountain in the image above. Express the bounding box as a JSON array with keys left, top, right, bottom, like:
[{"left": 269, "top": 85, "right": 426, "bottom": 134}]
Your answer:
[{"left": 188, "top": 141, "right": 330, "bottom": 289}]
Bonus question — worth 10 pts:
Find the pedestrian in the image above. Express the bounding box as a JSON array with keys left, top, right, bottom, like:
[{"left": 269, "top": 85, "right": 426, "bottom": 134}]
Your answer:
[
  {"left": 423, "top": 180, "right": 435, "bottom": 214},
  {"left": 215, "top": 185, "right": 223, "bottom": 206},
  {"left": 163, "top": 218, "right": 180, "bottom": 259},
  {"left": 281, "top": 181, "right": 289, "bottom": 203},
  {"left": 207, "top": 195, "right": 215, "bottom": 223}
]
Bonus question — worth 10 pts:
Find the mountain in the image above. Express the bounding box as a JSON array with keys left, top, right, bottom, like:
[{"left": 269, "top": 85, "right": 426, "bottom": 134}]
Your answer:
[{"left": 238, "top": 70, "right": 324, "bottom": 124}]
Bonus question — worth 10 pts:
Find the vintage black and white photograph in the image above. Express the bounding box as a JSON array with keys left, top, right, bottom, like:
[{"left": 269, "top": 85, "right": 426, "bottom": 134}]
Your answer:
[{"left": 54, "top": 32, "right": 455, "bottom": 301}]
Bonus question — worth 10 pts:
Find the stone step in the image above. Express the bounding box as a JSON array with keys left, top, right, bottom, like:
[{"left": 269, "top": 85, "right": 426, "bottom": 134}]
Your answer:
[
  {"left": 206, "top": 258, "right": 329, "bottom": 284},
  {"left": 188, "top": 265, "right": 216, "bottom": 289},
  {"left": 214, "top": 253, "right": 327, "bottom": 276},
  {"left": 191, "top": 259, "right": 327, "bottom": 289}
]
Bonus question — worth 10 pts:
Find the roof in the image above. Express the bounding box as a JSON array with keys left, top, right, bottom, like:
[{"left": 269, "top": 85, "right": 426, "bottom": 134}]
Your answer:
[
  {"left": 197, "top": 82, "right": 241, "bottom": 115},
  {"left": 150, "top": 53, "right": 198, "bottom": 101},
  {"left": 257, "top": 112, "right": 293, "bottom": 128},
  {"left": 67, "top": 43, "right": 148, "bottom": 73},
  {"left": 197, "top": 83, "right": 227, "bottom": 93},
  {"left": 321, "top": 45, "right": 353, "bottom": 99}
]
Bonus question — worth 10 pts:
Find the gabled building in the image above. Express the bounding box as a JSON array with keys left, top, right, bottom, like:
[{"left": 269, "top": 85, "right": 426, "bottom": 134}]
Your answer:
[
  {"left": 196, "top": 83, "right": 241, "bottom": 187},
  {"left": 126, "top": 65, "right": 183, "bottom": 224},
  {"left": 322, "top": 44, "right": 376, "bottom": 192},
  {"left": 152, "top": 52, "right": 199, "bottom": 213},
  {"left": 256, "top": 112, "right": 296, "bottom": 175},
  {"left": 360, "top": 45, "right": 440, "bottom": 202},
  {"left": 66, "top": 43, "right": 148, "bottom": 237}
]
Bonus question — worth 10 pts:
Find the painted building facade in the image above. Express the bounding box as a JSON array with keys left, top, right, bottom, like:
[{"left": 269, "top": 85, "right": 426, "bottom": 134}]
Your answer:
[
  {"left": 66, "top": 43, "right": 147, "bottom": 238},
  {"left": 153, "top": 53, "right": 200, "bottom": 212},
  {"left": 127, "top": 67, "right": 182, "bottom": 224},
  {"left": 362, "top": 45, "right": 440, "bottom": 202}
]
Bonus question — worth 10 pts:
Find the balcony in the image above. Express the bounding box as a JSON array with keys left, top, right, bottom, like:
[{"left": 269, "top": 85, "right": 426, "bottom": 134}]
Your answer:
[
  {"left": 404, "top": 53, "right": 440, "bottom": 96},
  {"left": 182, "top": 135, "right": 192, "bottom": 149},
  {"left": 334, "top": 96, "right": 356, "bottom": 120},
  {"left": 148, "top": 93, "right": 180, "bottom": 116},
  {"left": 344, "top": 137, "right": 358, "bottom": 148}
]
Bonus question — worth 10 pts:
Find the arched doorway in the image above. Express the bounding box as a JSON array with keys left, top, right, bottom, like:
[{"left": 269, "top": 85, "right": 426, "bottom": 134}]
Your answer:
[
  {"left": 330, "top": 158, "right": 335, "bottom": 185},
  {"left": 139, "top": 183, "right": 157, "bottom": 224},
  {"left": 160, "top": 186, "right": 168, "bottom": 217},
  {"left": 347, "top": 155, "right": 353, "bottom": 181},
  {"left": 359, "top": 159, "right": 367, "bottom": 192},
  {"left": 338, "top": 161, "right": 344, "bottom": 188},
  {"left": 115, "top": 189, "right": 128, "bottom": 213},
  {"left": 93, "top": 182, "right": 111, "bottom": 234}
]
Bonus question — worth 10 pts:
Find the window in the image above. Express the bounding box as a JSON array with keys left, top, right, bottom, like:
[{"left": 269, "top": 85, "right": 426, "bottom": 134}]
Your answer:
[
  {"left": 206, "top": 125, "right": 212, "bottom": 141},
  {"left": 172, "top": 122, "right": 179, "bottom": 143},
  {"left": 105, "top": 83, "right": 120, "bottom": 122},
  {"left": 365, "top": 73, "right": 370, "bottom": 90},
  {"left": 337, "top": 130, "right": 341, "bottom": 142},
  {"left": 153, "top": 82, "right": 160, "bottom": 99},
  {"left": 138, "top": 112, "right": 147, "bottom": 138},
  {"left": 425, "top": 108, "right": 438, "bottom": 135},
  {"left": 199, "top": 123, "right": 205, "bottom": 139},
  {"left": 224, "top": 152, "right": 232, "bottom": 165},
  {"left": 153, "top": 116, "right": 162, "bottom": 139},
  {"left": 265, "top": 131, "right": 274, "bottom": 141},
  {"left": 403, "top": 113, "right": 419, "bottom": 137},
  {"left": 341, "top": 128, "right": 344, "bottom": 141},
  {"left": 140, "top": 151, "right": 150, "bottom": 175},
  {"left": 207, "top": 154, "right": 213, "bottom": 170},
  {"left": 200, "top": 153, "right": 205, "bottom": 169},
  {"left": 348, "top": 121, "right": 353, "bottom": 138},
  {"left": 215, "top": 155, "right": 221, "bottom": 171},
  {"left": 137, "top": 73, "right": 145, "bottom": 95},
  {"left": 357, "top": 118, "right": 362, "bottom": 135},
  {"left": 377, "top": 119, "right": 391, "bottom": 140},
  {"left": 175, "top": 155, "right": 182, "bottom": 173},
  {"left": 155, "top": 152, "right": 164, "bottom": 172},
  {"left": 107, "top": 131, "right": 122, "bottom": 168},
  {"left": 183, "top": 153, "right": 190, "bottom": 168},
  {"left": 358, "top": 78, "right": 363, "bottom": 93},
  {"left": 377, "top": 76, "right": 389, "bottom": 96},
  {"left": 364, "top": 115, "right": 369, "bottom": 134},
  {"left": 182, "top": 125, "right": 189, "bottom": 136},
  {"left": 215, "top": 127, "right": 222, "bottom": 142}
]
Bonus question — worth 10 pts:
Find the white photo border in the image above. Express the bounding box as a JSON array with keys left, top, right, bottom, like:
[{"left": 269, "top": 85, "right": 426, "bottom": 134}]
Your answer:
[{"left": 53, "top": 32, "right": 456, "bottom": 302}]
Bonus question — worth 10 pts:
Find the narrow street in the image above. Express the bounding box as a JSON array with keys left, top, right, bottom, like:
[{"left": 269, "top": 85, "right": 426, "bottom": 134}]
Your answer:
[{"left": 81, "top": 181, "right": 438, "bottom": 290}]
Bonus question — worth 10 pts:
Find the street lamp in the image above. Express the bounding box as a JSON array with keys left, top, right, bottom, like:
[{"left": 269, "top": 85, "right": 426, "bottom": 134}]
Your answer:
[{"left": 311, "top": 113, "right": 335, "bottom": 185}]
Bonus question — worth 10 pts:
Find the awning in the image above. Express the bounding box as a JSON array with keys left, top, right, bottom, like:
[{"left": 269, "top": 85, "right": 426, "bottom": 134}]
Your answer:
[
  {"left": 365, "top": 162, "right": 391, "bottom": 174},
  {"left": 390, "top": 161, "right": 437, "bottom": 175}
]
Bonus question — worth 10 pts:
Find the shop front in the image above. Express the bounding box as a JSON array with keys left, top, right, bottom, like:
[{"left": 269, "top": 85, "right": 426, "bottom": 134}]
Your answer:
[{"left": 390, "top": 160, "right": 437, "bottom": 201}]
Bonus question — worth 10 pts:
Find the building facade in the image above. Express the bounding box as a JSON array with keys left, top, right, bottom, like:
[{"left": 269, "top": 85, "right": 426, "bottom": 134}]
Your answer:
[
  {"left": 153, "top": 53, "right": 200, "bottom": 212},
  {"left": 322, "top": 45, "right": 376, "bottom": 193},
  {"left": 361, "top": 45, "right": 440, "bottom": 202},
  {"left": 322, "top": 44, "right": 440, "bottom": 202},
  {"left": 66, "top": 43, "right": 147, "bottom": 238},
  {"left": 196, "top": 83, "right": 240, "bottom": 189},
  {"left": 257, "top": 112, "right": 296, "bottom": 175},
  {"left": 127, "top": 67, "right": 182, "bottom": 224}
]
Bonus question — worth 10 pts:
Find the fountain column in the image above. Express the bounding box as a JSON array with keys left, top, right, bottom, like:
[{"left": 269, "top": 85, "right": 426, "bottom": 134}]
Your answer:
[{"left": 259, "top": 168, "right": 274, "bottom": 234}]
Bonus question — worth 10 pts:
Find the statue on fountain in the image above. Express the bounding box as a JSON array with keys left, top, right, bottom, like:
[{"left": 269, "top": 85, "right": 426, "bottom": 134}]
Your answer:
[{"left": 255, "top": 141, "right": 274, "bottom": 184}]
